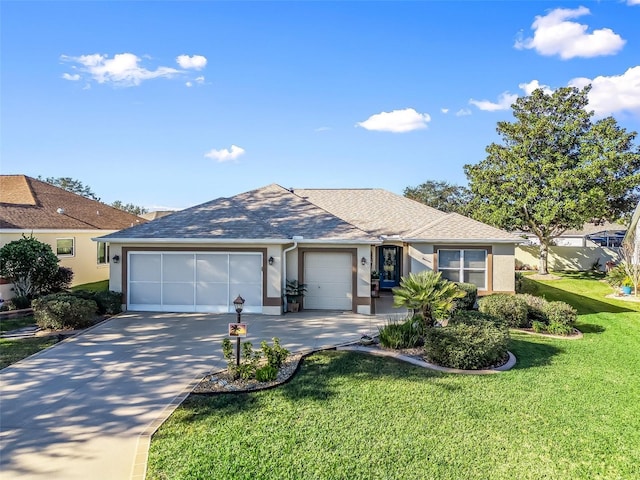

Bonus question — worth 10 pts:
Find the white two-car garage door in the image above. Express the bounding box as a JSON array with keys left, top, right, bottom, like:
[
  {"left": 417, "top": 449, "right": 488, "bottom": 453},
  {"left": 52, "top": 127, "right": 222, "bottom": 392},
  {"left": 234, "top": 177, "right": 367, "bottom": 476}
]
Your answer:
[
  {"left": 304, "top": 252, "right": 353, "bottom": 311},
  {"left": 128, "top": 252, "right": 262, "bottom": 313}
]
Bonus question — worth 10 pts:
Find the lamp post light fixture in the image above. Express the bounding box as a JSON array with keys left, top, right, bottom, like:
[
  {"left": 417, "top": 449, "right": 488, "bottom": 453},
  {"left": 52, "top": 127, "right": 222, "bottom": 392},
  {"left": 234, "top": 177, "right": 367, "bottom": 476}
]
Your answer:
[{"left": 232, "top": 295, "right": 245, "bottom": 365}]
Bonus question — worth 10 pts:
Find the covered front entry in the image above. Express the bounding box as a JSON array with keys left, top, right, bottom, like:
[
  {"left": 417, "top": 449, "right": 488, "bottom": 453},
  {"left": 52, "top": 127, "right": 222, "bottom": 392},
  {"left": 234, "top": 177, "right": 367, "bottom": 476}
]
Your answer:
[
  {"left": 379, "top": 245, "right": 402, "bottom": 289},
  {"left": 303, "top": 252, "right": 353, "bottom": 310},
  {"left": 127, "top": 252, "right": 263, "bottom": 313}
]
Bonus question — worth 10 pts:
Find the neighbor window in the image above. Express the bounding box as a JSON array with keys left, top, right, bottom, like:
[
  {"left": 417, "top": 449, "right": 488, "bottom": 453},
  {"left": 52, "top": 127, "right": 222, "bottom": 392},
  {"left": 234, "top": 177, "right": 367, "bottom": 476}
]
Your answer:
[
  {"left": 56, "top": 238, "right": 75, "bottom": 257},
  {"left": 97, "top": 242, "right": 109, "bottom": 265},
  {"left": 438, "top": 249, "right": 487, "bottom": 290}
]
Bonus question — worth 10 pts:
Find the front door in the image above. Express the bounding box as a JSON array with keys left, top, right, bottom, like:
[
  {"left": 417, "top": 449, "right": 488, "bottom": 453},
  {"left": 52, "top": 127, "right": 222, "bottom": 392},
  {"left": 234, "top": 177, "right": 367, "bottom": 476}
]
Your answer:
[{"left": 379, "top": 246, "right": 401, "bottom": 289}]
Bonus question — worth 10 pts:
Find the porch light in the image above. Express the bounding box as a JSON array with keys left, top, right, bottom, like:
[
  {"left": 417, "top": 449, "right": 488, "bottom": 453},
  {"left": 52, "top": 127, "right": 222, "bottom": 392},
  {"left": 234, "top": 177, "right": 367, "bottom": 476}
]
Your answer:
[
  {"left": 268, "top": 256, "right": 274, "bottom": 266},
  {"left": 112, "top": 255, "right": 120, "bottom": 264},
  {"left": 361, "top": 256, "right": 367, "bottom": 266},
  {"left": 233, "top": 295, "right": 245, "bottom": 316}
]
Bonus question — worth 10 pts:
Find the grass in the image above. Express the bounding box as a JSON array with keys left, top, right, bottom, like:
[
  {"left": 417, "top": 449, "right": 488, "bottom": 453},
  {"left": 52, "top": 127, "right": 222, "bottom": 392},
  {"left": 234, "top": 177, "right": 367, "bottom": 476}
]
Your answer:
[
  {"left": 71, "top": 279, "right": 109, "bottom": 292},
  {"left": 147, "top": 273, "right": 640, "bottom": 480},
  {"left": 0, "top": 336, "right": 58, "bottom": 369},
  {"left": 0, "top": 315, "right": 36, "bottom": 333}
]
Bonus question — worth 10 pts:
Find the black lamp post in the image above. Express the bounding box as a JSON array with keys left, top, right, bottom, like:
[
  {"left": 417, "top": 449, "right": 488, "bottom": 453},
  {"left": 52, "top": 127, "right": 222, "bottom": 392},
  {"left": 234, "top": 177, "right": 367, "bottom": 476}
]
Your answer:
[{"left": 233, "top": 295, "right": 245, "bottom": 366}]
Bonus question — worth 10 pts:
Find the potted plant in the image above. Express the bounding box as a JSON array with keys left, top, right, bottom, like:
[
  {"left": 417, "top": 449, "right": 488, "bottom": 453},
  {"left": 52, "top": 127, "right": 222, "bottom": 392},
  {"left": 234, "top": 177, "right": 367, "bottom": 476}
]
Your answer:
[
  {"left": 621, "top": 277, "right": 633, "bottom": 295},
  {"left": 285, "top": 280, "right": 307, "bottom": 312}
]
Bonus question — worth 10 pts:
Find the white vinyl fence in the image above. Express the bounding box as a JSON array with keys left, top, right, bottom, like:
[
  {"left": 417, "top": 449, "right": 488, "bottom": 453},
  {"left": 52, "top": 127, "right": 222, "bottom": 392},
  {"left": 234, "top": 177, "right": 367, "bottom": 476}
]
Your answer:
[{"left": 516, "top": 245, "right": 620, "bottom": 272}]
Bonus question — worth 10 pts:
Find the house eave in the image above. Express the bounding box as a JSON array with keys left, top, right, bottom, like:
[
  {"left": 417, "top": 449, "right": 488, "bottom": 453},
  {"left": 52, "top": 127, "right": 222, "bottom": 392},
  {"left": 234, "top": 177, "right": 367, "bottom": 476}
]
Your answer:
[
  {"left": 91, "top": 237, "right": 381, "bottom": 245},
  {"left": 402, "top": 237, "right": 525, "bottom": 245}
]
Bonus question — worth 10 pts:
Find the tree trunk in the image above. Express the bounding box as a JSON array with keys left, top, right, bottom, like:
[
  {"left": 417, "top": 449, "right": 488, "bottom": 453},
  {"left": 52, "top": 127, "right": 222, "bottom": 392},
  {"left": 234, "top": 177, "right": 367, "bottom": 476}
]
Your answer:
[{"left": 538, "top": 242, "right": 549, "bottom": 275}]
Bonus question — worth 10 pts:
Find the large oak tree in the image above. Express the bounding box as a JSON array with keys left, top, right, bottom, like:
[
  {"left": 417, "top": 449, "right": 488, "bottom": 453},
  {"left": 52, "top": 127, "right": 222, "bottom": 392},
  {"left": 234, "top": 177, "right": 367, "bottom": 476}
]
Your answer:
[
  {"left": 404, "top": 180, "right": 470, "bottom": 214},
  {"left": 464, "top": 86, "right": 640, "bottom": 274}
]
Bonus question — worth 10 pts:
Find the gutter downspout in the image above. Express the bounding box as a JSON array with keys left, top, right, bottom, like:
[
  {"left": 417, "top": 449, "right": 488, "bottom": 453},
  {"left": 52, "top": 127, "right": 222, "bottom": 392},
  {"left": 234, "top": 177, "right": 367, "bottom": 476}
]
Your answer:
[{"left": 282, "top": 236, "right": 303, "bottom": 313}]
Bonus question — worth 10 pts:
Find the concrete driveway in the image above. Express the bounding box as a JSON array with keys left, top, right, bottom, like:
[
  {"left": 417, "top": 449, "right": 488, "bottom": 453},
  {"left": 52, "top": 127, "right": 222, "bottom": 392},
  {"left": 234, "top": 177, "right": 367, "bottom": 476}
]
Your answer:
[{"left": 0, "top": 311, "right": 386, "bottom": 479}]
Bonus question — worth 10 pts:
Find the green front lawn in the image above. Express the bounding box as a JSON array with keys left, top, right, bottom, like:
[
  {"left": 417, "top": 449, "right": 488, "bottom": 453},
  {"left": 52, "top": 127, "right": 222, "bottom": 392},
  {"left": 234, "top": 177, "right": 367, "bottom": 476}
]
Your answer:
[
  {"left": 0, "top": 315, "right": 36, "bottom": 333},
  {"left": 71, "top": 280, "right": 109, "bottom": 292},
  {"left": 0, "top": 337, "right": 58, "bottom": 369},
  {"left": 148, "top": 274, "right": 640, "bottom": 480}
]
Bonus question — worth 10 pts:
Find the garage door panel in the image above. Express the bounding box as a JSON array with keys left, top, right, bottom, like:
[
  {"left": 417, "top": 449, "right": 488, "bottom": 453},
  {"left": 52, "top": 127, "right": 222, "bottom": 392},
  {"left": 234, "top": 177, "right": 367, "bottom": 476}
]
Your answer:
[
  {"left": 130, "top": 254, "right": 161, "bottom": 282},
  {"left": 196, "top": 255, "right": 228, "bottom": 282},
  {"left": 163, "top": 282, "right": 195, "bottom": 305},
  {"left": 129, "top": 282, "right": 161, "bottom": 305},
  {"left": 163, "top": 254, "right": 195, "bottom": 282},
  {"left": 196, "top": 283, "right": 228, "bottom": 306}
]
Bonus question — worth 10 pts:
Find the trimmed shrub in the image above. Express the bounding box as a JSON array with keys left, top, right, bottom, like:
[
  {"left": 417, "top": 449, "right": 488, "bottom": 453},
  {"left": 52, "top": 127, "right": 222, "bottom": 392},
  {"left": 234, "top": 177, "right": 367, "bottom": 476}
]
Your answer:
[
  {"left": 378, "top": 317, "right": 422, "bottom": 349},
  {"left": 70, "top": 290, "right": 122, "bottom": 315},
  {"left": 32, "top": 293, "right": 97, "bottom": 330},
  {"left": 255, "top": 365, "right": 278, "bottom": 382},
  {"left": 543, "top": 301, "right": 577, "bottom": 326},
  {"left": 449, "top": 310, "right": 505, "bottom": 327},
  {"left": 478, "top": 294, "right": 529, "bottom": 328},
  {"left": 453, "top": 282, "right": 478, "bottom": 311},
  {"left": 520, "top": 294, "right": 549, "bottom": 324},
  {"left": 424, "top": 322, "right": 509, "bottom": 370},
  {"left": 94, "top": 291, "right": 123, "bottom": 315}
]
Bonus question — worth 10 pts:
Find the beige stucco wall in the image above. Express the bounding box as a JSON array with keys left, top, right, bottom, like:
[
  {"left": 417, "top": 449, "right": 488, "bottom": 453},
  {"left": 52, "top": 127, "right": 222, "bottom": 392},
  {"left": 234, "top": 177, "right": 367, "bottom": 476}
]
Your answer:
[
  {"left": 0, "top": 230, "right": 112, "bottom": 292},
  {"left": 516, "top": 245, "right": 619, "bottom": 272},
  {"left": 408, "top": 244, "right": 435, "bottom": 274},
  {"left": 492, "top": 244, "right": 516, "bottom": 293}
]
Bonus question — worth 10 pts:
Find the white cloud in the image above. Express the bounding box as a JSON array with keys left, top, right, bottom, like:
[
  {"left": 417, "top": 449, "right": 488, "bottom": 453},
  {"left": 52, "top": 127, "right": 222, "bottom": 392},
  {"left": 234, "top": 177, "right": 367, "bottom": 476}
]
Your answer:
[
  {"left": 176, "top": 54, "right": 207, "bottom": 70},
  {"left": 61, "top": 53, "right": 180, "bottom": 87},
  {"left": 515, "top": 7, "right": 625, "bottom": 59},
  {"left": 469, "top": 92, "right": 518, "bottom": 111},
  {"left": 519, "top": 79, "right": 553, "bottom": 96},
  {"left": 356, "top": 108, "right": 431, "bottom": 133},
  {"left": 315, "top": 126, "right": 331, "bottom": 132},
  {"left": 204, "top": 145, "right": 246, "bottom": 162},
  {"left": 628, "top": 0, "right": 640, "bottom": 5},
  {"left": 195, "top": 76, "right": 205, "bottom": 84},
  {"left": 569, "top": 66, "right": 640, "bottom": 117},
  {"left": 456, "top": 109, "right": 472, "bottom": 117},
  {"left": 186, "top": 81, "right": 193, "bottom": 87},
  {"left": 62, "top": 73, "right": 80, "bottom": 81},
  {"left": 441, "top": 108, "right": 449, "bottom": 114}
]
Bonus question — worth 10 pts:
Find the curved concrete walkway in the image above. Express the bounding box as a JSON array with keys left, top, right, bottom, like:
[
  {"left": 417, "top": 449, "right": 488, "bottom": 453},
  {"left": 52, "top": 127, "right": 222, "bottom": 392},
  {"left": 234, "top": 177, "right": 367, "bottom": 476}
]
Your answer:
[{"left": 0, "top": 311, "right": 385, "bottom": 479}]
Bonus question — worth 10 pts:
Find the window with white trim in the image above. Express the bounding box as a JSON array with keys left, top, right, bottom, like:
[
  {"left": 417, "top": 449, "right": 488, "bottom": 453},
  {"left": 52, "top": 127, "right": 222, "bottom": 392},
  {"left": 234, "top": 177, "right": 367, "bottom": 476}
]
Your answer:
[
  {"left": 56, "top": 238, "right": 75, "bottom": 257},
  {"left": 438, "top": 249, "right": 487, "bottom": 290},
  {"left": 97, "top": 242, "right": 109, "bottom": 265}
]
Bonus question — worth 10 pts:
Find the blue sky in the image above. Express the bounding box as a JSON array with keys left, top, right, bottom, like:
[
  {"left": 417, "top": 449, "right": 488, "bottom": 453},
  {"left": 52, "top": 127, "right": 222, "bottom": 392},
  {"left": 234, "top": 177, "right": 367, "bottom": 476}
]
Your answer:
[{"left": 2, "top": 1, "right": 639, "bottom": 210}]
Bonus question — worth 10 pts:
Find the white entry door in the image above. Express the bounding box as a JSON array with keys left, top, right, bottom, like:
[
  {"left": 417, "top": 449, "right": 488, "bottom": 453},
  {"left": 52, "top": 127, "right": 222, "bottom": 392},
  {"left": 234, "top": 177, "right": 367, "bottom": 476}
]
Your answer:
[
  {"left": 128, "top": 252, "right": 262, "bottom": 313},
  {"left": 304, "top": 252, "right": 353, "bottom": 310}
]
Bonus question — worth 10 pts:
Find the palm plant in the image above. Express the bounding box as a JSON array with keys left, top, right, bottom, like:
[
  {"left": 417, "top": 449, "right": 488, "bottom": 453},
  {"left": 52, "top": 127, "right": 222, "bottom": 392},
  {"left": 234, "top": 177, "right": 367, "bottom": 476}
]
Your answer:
[{"left": 392, "top": 271, "right": 465, "bottom": 327}]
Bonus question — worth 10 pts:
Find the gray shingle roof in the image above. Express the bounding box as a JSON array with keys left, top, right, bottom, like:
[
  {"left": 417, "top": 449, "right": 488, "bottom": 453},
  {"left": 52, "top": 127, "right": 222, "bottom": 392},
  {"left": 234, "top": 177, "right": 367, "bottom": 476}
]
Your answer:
[
  {"left": 100, "top": 184, "right": 376, "bottom": 241},
  {"left": 100, "top": 183, "right": 520, "bottom": 243}
]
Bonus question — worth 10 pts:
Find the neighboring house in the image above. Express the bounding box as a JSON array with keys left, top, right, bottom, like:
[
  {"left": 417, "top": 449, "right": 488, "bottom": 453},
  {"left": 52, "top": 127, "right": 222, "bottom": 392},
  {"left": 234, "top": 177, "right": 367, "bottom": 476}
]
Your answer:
[
  {"left": 0, "top": 175, "right": 146, "bottom": 299},
  {"left": 519, "top": 222, "right": 627, "bottom": 248},
  {"left": 626, "top": 202, "right": 640, "bottom": 265},
  {"left": 97, "top": 184, "right": 522, "bottom": 315},
  {"left": 140, "top": 210, "right": 177, "bottom": 221}
]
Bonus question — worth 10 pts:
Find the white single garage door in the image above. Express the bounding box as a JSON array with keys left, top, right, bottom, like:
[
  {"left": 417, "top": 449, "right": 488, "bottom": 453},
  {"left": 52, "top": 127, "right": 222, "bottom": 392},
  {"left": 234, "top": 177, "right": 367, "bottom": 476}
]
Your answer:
[
  {"left": 304, "top": 252, "right": 353, "bottom": 310},
  {"left": 128, "top": 252, "right": 262, "bottom": 313}
]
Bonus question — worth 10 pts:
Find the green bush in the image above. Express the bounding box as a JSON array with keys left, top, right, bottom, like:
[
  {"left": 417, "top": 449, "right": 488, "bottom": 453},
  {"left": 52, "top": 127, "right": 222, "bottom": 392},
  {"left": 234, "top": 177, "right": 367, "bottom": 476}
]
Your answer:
[
  {"left": 478, "top": 294, "right": 529, "bottom": 328},
  {"left": 449, "top": 310, "right": 505, "bottom": 327},
  {"left": 70, "top": 290, "right": 121, "bottom": 315},
  {"left": 10, "top": 295, "right": 31, "bottom": 310},
  {"left": 546, "top": 322, "right": 574, "bottom": 335},
  {"left": 378, "top": 317, "right": 422, "bottom": 349},
  {"left": 520, "top": 294, "right": 549, "bottom": 324},
  {"left": 41, "top": 266, "right": 74, "bottom": 294},
  {"left": 544, "top": 301, "right": 577, "bottom": 326},
  {"left": 32, "top": 293, "right": 97, "bottom": 330},
  {"left": 453, "top": 282, "right": 478, "bottom": 311},
  {"left": 261, "top": 337, "right": 289, "bottom": 369},
  {"left": 255, "top": 365, "right": 278, "bottom": 382},
  {"left": 424, "top": 322, "right": 509, "bottom": 370},
  {"left": 532, "top": 321, "right": 547, "bottom": 333}
]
